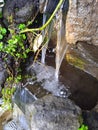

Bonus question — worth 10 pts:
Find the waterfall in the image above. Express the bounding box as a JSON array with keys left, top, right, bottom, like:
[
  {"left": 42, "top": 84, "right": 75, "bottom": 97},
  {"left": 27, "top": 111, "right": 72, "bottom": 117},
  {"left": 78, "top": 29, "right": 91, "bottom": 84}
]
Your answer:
[
  {"left": 55, "top": 11, "right": 69, "bottom": 79},
  {"left": 41, "top": 0, "right": 69, "bottom": 79}
]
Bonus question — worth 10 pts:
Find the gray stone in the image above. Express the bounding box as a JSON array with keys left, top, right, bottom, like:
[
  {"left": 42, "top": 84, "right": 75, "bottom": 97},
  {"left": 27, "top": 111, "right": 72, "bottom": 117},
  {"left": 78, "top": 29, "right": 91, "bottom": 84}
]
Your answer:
[
  {"left": 25, "top": 95, "right": 81, "bottom": 130},
  {"left": 2, "top": 0, "right": 39, "bottom": 25}
]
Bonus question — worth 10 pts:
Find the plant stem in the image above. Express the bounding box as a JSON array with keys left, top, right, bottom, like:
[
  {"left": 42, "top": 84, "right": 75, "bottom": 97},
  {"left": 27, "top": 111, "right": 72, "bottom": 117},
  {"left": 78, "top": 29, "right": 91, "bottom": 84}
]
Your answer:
[{"left": 20, "top": 0, "right": 64, "bottom": 33}]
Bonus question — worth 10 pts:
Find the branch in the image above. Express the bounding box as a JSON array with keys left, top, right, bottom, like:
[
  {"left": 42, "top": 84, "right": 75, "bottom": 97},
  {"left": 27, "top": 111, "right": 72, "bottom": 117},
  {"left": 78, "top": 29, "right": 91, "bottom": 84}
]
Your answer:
[{"left": 20, "top": 0, "right": 64, "bottom": 33}]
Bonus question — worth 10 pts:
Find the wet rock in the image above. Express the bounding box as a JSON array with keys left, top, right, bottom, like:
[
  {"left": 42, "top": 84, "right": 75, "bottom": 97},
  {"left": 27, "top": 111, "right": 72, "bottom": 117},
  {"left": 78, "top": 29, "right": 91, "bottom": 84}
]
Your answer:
[
  {"left": 2, "top": 0, "right": 39, "bottom": 25},
  {"left": 66, "top": 0, "right": 98, "bottom": 45},
  {"left": 66, "top": 42, "right": 98, "bottom": 79},
  {"left": 25, "top": 95, "right": 81, "bottom": 130}
]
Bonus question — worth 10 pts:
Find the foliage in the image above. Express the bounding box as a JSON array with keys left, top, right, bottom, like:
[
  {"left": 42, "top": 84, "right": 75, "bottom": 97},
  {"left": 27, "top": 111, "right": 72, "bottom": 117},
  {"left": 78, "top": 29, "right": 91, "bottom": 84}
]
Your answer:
[
  {"left": 78, "top": 124, "right": 88, "bottom": 130},
  {"left": 14, "top": 74, "right": 22, "bottom": 83},
  {"left": 0, "top": 0, "right": 65, "bottom": 111},
  {"left": 0, "top": 24, "right": 31, "bottom": 60},
  {"left": 1, "top": 86, "right": 16, "bottom": 110},
  {"left": 0, "top": 26, "right": 7, "bottom": 40},
  {"left": 0, "top": 0, "right": 63, "bottom": 73}
]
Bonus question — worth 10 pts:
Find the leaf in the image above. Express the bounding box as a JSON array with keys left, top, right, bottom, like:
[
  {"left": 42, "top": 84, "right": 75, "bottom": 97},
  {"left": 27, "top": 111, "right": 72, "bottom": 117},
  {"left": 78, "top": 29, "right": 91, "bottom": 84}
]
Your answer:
[
  {"left": 22, "top": 34, "right": 26, "bottom": 40},
  {"left": 18, "top": 24, "right": 26, "bottom": 30},
  {"left": 0, "top": 34, "right": 3, "bottom": 39},
  {"left": 0, "top": 42, "right": 3, "bottom": 50},
  {"left": 33, "top": 34, "right": 43, "bottom": 52},
  {"left": 1, "top": 28, "right": 7, "bottom": 35}
]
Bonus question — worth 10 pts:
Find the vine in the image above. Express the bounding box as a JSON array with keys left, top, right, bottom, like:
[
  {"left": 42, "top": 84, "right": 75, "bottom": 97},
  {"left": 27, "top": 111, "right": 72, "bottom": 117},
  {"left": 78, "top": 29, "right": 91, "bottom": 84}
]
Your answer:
[{"left": 20, "top": 0, "right": 64, "bottom": 33}]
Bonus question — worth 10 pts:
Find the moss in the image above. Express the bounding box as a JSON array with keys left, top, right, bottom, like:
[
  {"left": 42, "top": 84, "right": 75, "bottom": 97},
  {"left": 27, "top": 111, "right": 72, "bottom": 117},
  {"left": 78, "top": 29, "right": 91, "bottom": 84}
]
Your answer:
[{"left": 66, "top": 53, "right": 85, "bottom": 70}]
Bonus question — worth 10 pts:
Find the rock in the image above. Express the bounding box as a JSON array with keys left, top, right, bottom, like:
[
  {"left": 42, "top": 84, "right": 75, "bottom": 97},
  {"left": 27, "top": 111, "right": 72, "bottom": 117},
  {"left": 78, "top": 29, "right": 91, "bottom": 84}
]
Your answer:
[
  {"left": 2, "top": 0, "right": 39, "bottom": 25},
  {"left": 25, "top": 95, "right": 81, "bottom": 130},
  {"left": 93, "top": 103, "right": 98, "bottom": 113},
  {"left": 66, "top": 0, "right": 98, "bottom": 45},
  {"left": 0, "top": 62, "right": 8, "bottom": 92},
  {"left": 0, "top": 108, "right": 13, "bottom": 130},
  {"left": 66, "top": 42, "right": 98, "bottom": 80},
  {"left": 82, "top": 102, "right": 98, "bottom": 130},
  {"left": 83, "top": 111, "right": 98, "bottom": 130}
]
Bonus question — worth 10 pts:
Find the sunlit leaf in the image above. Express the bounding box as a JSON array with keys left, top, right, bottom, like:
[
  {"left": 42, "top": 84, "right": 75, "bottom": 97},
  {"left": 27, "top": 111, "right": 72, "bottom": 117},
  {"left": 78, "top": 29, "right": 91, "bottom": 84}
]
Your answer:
[
  {"left": 0, "top": 34, "right": 3, "bottom": 39},
  {"left": 33, "top": 34, "right": 43, "bottom": 52}
]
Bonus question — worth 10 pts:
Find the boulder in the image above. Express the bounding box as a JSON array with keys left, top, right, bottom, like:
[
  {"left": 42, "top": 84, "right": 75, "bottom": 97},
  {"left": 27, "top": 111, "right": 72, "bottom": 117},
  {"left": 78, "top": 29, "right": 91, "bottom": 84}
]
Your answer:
[
  {"left": 66, "top": 41, "right": 98, "bottom": 80},
  {"left": 66, "top": 0, "right": 98, "bottom": 45},
  {"left": 25, "top": 95, "right": 81, "bottom": 130}
]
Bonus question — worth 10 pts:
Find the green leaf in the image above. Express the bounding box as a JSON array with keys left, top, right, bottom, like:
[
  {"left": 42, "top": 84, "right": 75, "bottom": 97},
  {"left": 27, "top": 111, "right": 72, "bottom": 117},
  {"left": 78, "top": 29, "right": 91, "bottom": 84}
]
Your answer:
[
  {"left": 0, "top": 42, "right": 3, "bottom": 51},
  {"left": 18, "top": 24, "right": 26, "bottom": 30},
  {"left": 8, "top": 39, "right": 14, "bottom": 44},
  {"left": 26, "top": 48, "right": 30, "bottom": 53},
  {"left": 0, "top": 34, "right": 3, "bottom": 39},
  {"left": 23, "top": 52, "right": 27, "bottom": 58},
  {"left": 22, "top": 34, "right": 26, "bottom": 40},
  {"left": 78, "top": 125, "right": 88, "bottom": 130},
  {"left": 1, "top": 28, "right": 7, "bottom": 35}
]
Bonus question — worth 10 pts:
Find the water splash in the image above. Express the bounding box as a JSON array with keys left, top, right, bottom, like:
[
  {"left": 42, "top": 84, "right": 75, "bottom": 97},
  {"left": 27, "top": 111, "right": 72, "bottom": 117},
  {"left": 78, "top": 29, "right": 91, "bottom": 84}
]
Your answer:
[{"left": 32, "top": 63, "right": 70, "bottom": 98}]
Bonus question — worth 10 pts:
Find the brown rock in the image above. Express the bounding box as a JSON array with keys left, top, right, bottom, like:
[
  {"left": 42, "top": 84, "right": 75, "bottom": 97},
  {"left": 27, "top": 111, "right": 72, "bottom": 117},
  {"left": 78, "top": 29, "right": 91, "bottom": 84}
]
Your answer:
[
  {"left": 0, "top": 109, "right": 13, "bottom": 128},
  {"left": 66, "top": 0, "right": 98, "bottom": 45}
]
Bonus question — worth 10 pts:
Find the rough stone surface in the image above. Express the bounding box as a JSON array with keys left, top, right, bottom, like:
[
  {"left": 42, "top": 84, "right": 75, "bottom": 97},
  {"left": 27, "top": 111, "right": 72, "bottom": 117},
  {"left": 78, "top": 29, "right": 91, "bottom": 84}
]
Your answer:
[
  {"left": 66, "top": 41, "right": 98, "bottom": 80},
  {"left": 83, "top": 111, "right": 98, "bottom": 130},
  {"left": 0, "top": 60, "right": 8, "bottom": 92},
  {"left": 66, "top": 0, "right": 98, "bottom": 45},
  {"left": 2, "top": 0, "right": 39, "bottom": 25},
  {"left": 0, "top": 108, "right": 13, "bottom": 130},
  {"left": 25, "top": 95, "right": 81, "bottom": 130}
]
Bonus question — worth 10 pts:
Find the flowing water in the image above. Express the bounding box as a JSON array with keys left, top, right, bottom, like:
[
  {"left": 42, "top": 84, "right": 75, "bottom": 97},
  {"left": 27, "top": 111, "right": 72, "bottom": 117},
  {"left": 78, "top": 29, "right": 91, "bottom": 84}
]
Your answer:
[
  {"left": 41, "top": 14, "right": 53, "bottom": 64},
  {"left": 7, "top": 43, "right": 98, "bottom": 130},
  {"left": 41, "top": 0, "right": 69, "bottom": 80},
  {"left": 55, "top": 7, "right": 69, "bottom": 79}
]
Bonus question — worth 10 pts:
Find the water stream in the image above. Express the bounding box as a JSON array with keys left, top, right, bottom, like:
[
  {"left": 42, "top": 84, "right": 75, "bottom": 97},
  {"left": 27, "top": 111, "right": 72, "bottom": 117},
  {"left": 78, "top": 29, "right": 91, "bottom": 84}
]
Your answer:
[
  {"left": 2, "top": 1, "right": 98, "bottom": 130},
  {"left": 41, "top": 0, "right": 69, "bottom": 79},
  {"left": 55, "top": 5, "right": 69, "bottom": 79}
]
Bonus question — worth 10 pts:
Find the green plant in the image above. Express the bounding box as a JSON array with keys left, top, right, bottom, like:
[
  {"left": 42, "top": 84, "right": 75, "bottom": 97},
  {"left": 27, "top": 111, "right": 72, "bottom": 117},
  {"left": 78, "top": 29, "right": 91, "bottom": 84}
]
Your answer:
[
  {"left": 20, "top": 0, "right": 64, "bottom": 33},
  {"left": 0, "top": 24, "right": 31, "bottom": 77},
  {"left": 0, "top": 24, "right": 31, "bottom": 59},
  {"left": 0, "top": 26, "right": 7, "bottom": 40},
  {"left": 15, "top": 74, "right": 22, "bottom": 83},
  {"left": 78, "top": 124, "right": 88, "bottom": 130},
  {"left": 1, "top": 87, "right": 16, "bottom": 110}
]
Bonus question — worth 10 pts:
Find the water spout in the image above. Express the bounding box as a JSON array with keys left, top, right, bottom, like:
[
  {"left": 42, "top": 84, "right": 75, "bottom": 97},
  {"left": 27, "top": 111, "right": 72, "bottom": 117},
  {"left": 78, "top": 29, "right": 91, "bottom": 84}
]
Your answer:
[{"left": 55, "top": 0, "right": 69, "bottom": 80}]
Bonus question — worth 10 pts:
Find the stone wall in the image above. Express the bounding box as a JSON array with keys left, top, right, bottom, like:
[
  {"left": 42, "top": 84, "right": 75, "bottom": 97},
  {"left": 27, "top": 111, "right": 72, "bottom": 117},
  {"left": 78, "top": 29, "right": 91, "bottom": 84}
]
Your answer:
[{"left": 66, "top": 0, "right": 98, "bottom": 45}]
